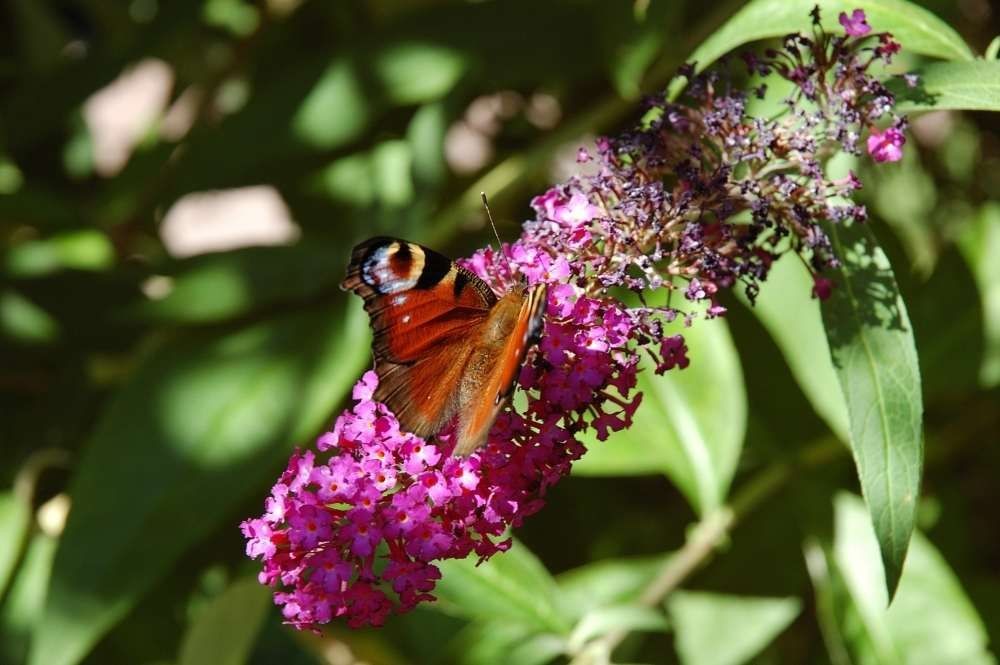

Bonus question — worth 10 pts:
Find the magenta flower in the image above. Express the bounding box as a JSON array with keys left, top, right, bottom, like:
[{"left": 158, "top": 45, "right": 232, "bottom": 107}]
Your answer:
[
  {"left": 867, "top": 126, "right": 906, "bottom": 163},
  {"left": 839, "top": 9, "right": 871, "bottom": 37},
  {"left": 243, "top": 7, "right": 910, "bottom": 631}
]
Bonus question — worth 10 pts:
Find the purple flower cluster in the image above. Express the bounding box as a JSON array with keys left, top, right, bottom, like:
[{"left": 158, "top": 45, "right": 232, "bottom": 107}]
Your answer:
[{"left": 242, "top": 8, "right": 908, "bottom": 630}]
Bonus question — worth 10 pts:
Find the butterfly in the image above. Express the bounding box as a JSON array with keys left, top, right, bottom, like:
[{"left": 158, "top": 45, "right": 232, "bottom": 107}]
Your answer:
[{"left": 341, "top": 237, "right": 547, "bottom": 455}]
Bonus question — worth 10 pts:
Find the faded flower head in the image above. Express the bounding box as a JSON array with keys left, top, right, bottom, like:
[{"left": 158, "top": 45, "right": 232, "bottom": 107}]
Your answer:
[{"left": 243, "top": 7, "right": 908, "bottom": 630}]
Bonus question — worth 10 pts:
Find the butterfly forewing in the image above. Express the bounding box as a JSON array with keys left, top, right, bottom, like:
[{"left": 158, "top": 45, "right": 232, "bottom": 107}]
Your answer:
[{"left": 342, "top": 237, "right": 547, "bottom": 455}]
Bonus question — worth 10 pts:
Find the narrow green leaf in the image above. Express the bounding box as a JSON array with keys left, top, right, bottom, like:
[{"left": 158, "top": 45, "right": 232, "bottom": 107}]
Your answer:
[
  {"left": 891, "top": 61, "right": 1000, "bottom": 113},
  {"left": 813, "top": 494, "right": 995, "bottom": 665},
  {"left": 574, "top": 319, "right": 746, "bottom": 515},
  {"left": 455, "top": 622, "right": 564, "bottom": 665},
  {"left": 435, "top": 539, "right": 569, "bottom": 634},
  {"left": 177, "top": 577, "right": 271, "bottom": 665},
  {"left": 0, "top": 533, "right": 58, "bottom": 665},
  {"left": 820, "top": 222, "right": 923, "bottom": 598},
  {"left": 739, "top": 256, "right": 850, "bottom": 442},
  {"left": 958, "top": 203, "right": 1000, "bottom": 388},
  {"left": 567, "top": 605, "right": 668, "bottom": 653},
  {"left": 0, "top": 492, "right": 31, "bottom": 599},
  {"left": 667, "top": 591, "right": 801, "bottom": 665},
  {"left": 28, "top": 303, "right": 369, "bottom": 665},
  {"left": 680, "top": 0, "right": 973, "bottom": 85},
  {"left": 557, "top": 555, "right": 670, "bottom": 620}
]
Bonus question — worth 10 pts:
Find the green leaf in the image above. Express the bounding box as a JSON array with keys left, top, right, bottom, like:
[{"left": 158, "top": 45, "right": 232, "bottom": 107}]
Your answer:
[
  {"left": 139, "top": 245, "right": 347, "bottom": 325},
  {"left": 567, "top": 605, "right": 667, "bottom": 653},
  {"left": 177, "top": 576, "right": 271, "bottom": 665},
  {"left": 573, "top": 319, "right": 746, "bottom": 515},
  {"left": 739, "top": 255, "right": 850, "bottom": 442},
  {"left": 455, "top": 621, "right": 565, "bottom": 665},
  {"left": 958, "top": 202, "right": 1000, "bottom": 387},
  {"left": 28, "top": 303, "right": 369, "bottom": 665},
  {"left": 435, "top": 539, "right": 570, "bottom": 634},
  {"left": 891, "top": 61, "right": 1000, "bottom": 113},
  {"left": 558, "top": 555, "right": 670, "bottom": 620},
  {"left": 820, "top": 222, "right": 923, "bottom": 598},
  {"left": 372, "top": 42, "right": 467, "bottom": 105},
  {"left": 0, "top": 533, "right": 58, "bottom": 665},
  {"left": 667, "top": 591, "right": 801, "bottom": 665},
  {"left": 0, "top": 491, "right": 31, "bottom": 600},
  {"left": 679, "top": 0, "right": 972, "bottom": 86},
  {"left": 809, "top": 494, "right": 995, "bottom": 665}
]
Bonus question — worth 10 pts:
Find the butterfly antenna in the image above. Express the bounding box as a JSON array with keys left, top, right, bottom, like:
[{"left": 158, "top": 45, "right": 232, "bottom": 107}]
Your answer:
[{"left": 480, "top": 192, "right": 514, "bottom": 274}]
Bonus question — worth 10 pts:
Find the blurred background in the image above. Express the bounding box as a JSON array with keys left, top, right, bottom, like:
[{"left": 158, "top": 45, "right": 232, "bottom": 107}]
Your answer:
[{"left": 1, "top": 1, "right": 998, "bottom": 664}]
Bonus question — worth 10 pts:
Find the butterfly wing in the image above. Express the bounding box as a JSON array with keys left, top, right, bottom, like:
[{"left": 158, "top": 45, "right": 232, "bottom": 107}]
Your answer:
[
  {"left": 341, "top": 237, "right": 499, "bottom": 437},
  {"left": 452, "top": 283, "right": 548, "bottom": 455}
]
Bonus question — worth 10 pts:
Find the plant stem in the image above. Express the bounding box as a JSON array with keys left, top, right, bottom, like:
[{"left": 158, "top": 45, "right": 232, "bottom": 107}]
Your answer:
[{"left": 568, "top": 435, "right": 842, "bottom": 663}]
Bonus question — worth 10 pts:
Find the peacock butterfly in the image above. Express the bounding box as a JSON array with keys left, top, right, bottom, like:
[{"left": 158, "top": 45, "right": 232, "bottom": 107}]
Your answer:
[{"left": 341, "top": 237, "right": 547, "bottom": 455}]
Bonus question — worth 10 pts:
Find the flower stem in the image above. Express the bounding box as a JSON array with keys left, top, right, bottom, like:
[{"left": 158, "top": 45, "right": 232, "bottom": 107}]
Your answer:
[{"left": 568, "top": 435, "right": 842, "bottom": 663}]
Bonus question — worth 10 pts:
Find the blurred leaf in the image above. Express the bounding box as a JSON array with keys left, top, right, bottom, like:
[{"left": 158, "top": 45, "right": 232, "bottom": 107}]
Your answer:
[
  {"left": 986, "top": 36, "right": 1000, "bottom": 61},
  {"left": 870, "top": 149, "right": 938, "bottom": 277},
  {"left": 810, "top": 494, "right": 995, "bottom": 665},
  {"left": 28, "top": 303, "right": 369, "bottom": 665},
  {"left": 957, "top": 202, "right": 1000, "bottom": 388},
  {"left": 567, "top": 605, "right": 667, "bottom": 653},
  {"left": 667, "top": 591, "right": 801, "bottom": 665},
  {"left": 677, "top": 0, "right": 972, "bottom": 93},
  {"left": 0, "top": 290, "right": 59, "bottom": 344},
  {"left": 455, "top": 621, "right": 563, "bottom": 665},
  {"left": 558, "top": 555, "right": 670, "bottom": 620},
  {"left": 202, "top": 0, "right": 260, "bottom": 37},
  {"left": 5, "top": 230, "right": 115, "bottom": 278},
  {"left": 139, "top": 245, "right": 346, "bottom": 324},
  {"left": 574, "top": 318, "right": 746, "bottom": 516},
  {"left": 892, "top": 61, "right": 1000, "bottom": 113},
  {"left": 0, "top": 492, "right": 30, "bottom": 598},
  {"left": 291, "top": 58, "right": 371, "bottom": 150},
  {"left": 177, "top": 576, "right": 271, "bottom": 665},
  {"left": 407, "top": 102, "right": 449, "bottom": 188},
  {"left": 820, "top": 222, "right": 923, "bottom": 598},
  {"left": 0, "top": 533, "right": 58, "bottom": 665},
  {"left": 436, "top": 539, "right": 570, "bottom": 633},
  {"left": 610, "top": 31, "right": 662, "bottom": 100},
  {"left": 739, "top": 255, "right": 850, "bottom": 442},
  {"left": 373, "top": 43, "right": 467, "bottom": 105}
]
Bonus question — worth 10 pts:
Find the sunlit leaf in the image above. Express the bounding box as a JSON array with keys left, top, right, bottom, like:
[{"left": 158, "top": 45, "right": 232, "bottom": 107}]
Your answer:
[
  {"left": 739, "top": 255, "right": 850, "bottom": 442},
  {"left": 0, "top": 533, "right": 58, "bottom": 665},
  {"left": 809, "top": 494, "right": 995, "bottom": 665},
  {"left": 177, "top": 576, "right": 271, "bottom": 665},
  {"left": 373, "top": 43, "right": 467, "bottom": 105},
  {"left": 455, "top": 621, "right": 564, "bottom": 665},
  {"left": 0, "top": 492, "right": 31, "bottom": 599},
  {"left": 567, "top": 605, "right": 667, "bottom": 653},
  {"left": 557, "top": 555, "right": 670, "bottom": 620},
  {"left": 435, "top": 539, "right": 569, "bottom": 634},
  {"left": 667, "top": 591, "right": 801, "bottom": 665},
  {"left": 0, "top": 290, "right": 59, "bottom": 344},
  {"left": 892, "top": 61, "right": 1000, "bottom": 113},
  {"left": 680, "top": 0, "right": 972, "bottom": 87},
  {"left": 574, "top": 319, "right": 746, "bottom": 515},
  {"left": 820, "top": 222, "right": 923, "bottom": 598},
  {"left": 28, "top": 303, "right": 369, "bottom": 665}
]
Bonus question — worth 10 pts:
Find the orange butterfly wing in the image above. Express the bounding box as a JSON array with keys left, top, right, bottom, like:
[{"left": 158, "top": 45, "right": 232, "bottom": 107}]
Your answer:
[
  {"left": 452, "top": 283, "right": 547, "bottom": 455},
  {"left": 341, "top": 238, "right": 498, "bottom": 438}
]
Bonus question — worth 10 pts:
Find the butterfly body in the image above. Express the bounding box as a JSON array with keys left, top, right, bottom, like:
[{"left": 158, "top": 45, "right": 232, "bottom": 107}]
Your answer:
[{"left": 341, "top": 237, "right": 546, "bottom": 455}]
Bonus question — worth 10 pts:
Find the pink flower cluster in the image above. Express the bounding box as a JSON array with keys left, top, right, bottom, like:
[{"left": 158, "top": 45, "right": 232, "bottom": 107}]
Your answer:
[{"left": 242, "top": 7, "right": 906, "bottom": 630}]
